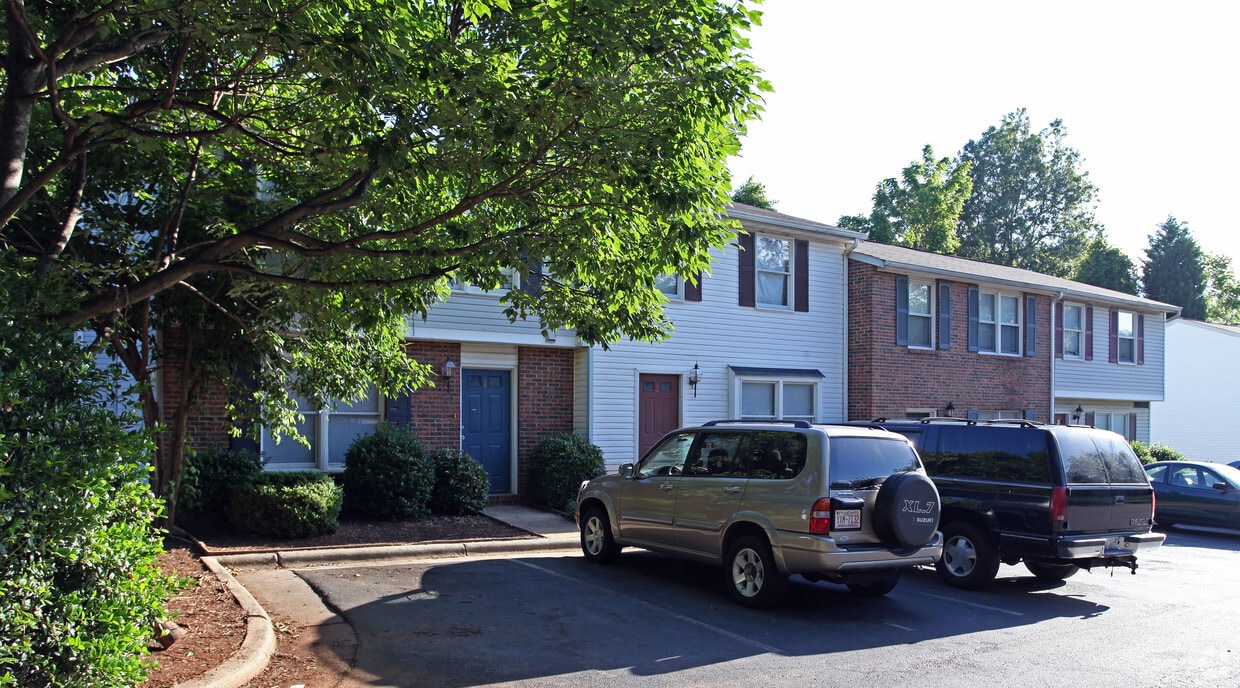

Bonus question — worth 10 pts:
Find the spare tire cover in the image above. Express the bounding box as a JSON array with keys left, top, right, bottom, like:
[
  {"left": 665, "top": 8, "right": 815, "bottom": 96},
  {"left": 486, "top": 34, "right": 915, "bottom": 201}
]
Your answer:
[{"left": 873, "top": 472, "right": 941, "bottom": 548}]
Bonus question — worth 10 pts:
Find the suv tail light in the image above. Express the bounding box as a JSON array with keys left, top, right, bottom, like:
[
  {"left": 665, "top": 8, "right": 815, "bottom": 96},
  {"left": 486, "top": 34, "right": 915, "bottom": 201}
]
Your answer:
[
  {"left": 809, "top": 497, "right": 832, "bottom": 534},
  {"left": 1050, "top": 486, "right": 1068, "bottom": 525}
]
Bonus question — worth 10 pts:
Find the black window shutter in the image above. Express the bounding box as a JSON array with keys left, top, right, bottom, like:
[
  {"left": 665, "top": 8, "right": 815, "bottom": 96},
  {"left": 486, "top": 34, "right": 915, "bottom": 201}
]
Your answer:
[
  {"left": 1055, "top": 302, "right": 1064, "bottom": 359},
  {"left": 794, "top": 239, "right": 809, "bottom": 312},
  {"left": 1085, "top": 305, "right": 1094, "bottom": 360},
  {"left": 738, "top": 233, "right": 755, "bottom": 307},
  {"left": 684, "top": 272, "right": 702, "bottom": 302},
  {"left": 1128, "top": 412, "right": 1138, "bottom": 440},
  {"left": 1025, "top": 294, "right": 1037, "bottom": 357},
  {"left": 1137, "top": 314, "right": 1145, "bottom": 365},
  {"left": 895, "top": 275, "right": 909, "bottom": 346},
  {"left": 230, "top": 435, "right": 259, "bottom": 453},
  {"left": 967, "top": 286, "right": 980, "bottom": 352},
  {"left": 937, "top": 282, "right": 952, "bottom": 350},
  {"left": 522, "top": 257, "right": 543, "bottom": 296},
  {"left": 386, "top": 389, "right": 412, "bottom": 428}
]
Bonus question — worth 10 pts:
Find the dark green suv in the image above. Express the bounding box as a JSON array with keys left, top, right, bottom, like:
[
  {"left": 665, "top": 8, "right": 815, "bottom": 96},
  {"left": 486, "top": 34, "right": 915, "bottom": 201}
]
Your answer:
[
  {"left": 575, "top": 421, "right": 943, "bottom": 607},
  {"left": 866, "top": 419, "right": 1165, "bottom": 590}
]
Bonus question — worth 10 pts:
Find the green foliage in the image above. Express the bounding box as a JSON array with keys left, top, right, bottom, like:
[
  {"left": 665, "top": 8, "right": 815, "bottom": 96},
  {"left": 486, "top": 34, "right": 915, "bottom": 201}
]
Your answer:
[
  {"left": 1203, "top": 252, "right": 1240, "bottom": 325},
  {"left": 1129, "top": 441, "right": 1154, "bottom": 465},
  {"left": 342, "top": 424, "right": 434, "bottom": 520},
  {"left": 0, "top": 0, "right": 766, "bottom": 510},
  {"left": 227, "top": 472, "right": 343, "bottom": 539},
  {"left": 0, "top": 259, "right": 173, "bottom": 687},
  {"left": 1142, "top": 216, "right": 1207, "bottom": 319},
  {"left": 839, "top": 145, "right": 972, "bottom": 254},
  {"left": 429, "top": 449, "right": 491, "bottom": 515},
  {"left": 177, "top": 446, "right": 265, "bottom": 522},
  {"left": 527, "top": 433, "right": 605, "bottom": 512},
  {"left": 1074, "top": 237, "right": 1139, "bottom": 295},
  {"left": 956, "top": 109, "right": 1099, "bottom": 276},
  {"left": 731, "top": 176, "right": 778, "bottom": 210},
  {"left": 1130, "top": 441, "right": 1188, "bottom": 465}
]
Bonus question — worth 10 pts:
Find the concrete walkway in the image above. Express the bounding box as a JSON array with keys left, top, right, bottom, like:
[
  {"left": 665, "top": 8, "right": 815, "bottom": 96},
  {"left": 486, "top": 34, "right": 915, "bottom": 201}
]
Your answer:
[{"left": 181, "top": 505, "right": 580, "bottom": 688}]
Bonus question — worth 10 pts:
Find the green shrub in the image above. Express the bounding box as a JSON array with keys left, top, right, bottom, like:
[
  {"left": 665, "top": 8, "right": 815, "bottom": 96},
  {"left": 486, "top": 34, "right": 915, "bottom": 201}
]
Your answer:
[
  {"left": 1130, "top": 441, "right": 1154, "bottom": 465},
  {"left": 527, "top": 433, "right": 605, "bottom": 512},
  {"left": 342, "top": 423, "right": 434, "bottom": 520},
  {"left": 1, "top": 281, "right": 173, "bottom": 686},
  {"left": 227, "top": 471, "right": 342, "bottom": 539},
  {"left": 429, "top": 449, "right": 490, "bottom": 515},
  {"left": 177, "top": 445, "right": 265, "bottom": 523},
  {"left": 1149, "top": 443, "right": 1187, "bottom": 463}
]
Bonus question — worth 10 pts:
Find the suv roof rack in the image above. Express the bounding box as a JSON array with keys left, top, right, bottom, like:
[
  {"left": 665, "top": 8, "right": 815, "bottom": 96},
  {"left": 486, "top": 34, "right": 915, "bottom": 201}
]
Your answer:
[
  {"left": 913, "top": 417, "right": 1045, "bottom": 428},
  {"left": 701, "top": 419, "right": 813, "bottom": 429}
]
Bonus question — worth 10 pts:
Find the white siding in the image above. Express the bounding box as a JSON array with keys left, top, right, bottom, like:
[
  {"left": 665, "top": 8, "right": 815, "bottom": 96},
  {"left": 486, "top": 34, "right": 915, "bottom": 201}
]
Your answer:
[
  {"left": 1151, "top": 320, "right": 1240, "bottom": 462},
  {"left": 587, "top": 238, "right": 850, "bottom": 467},
  {"left": 409, "top": 291, "right": 578, "bottom": 348},
  {"left": 1055, "top": 307, "right": 1166, "bottom": 402}
]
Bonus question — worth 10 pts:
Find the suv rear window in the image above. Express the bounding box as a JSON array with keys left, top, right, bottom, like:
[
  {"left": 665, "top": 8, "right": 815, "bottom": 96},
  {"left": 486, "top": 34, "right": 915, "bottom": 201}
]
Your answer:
[
  {"left": 925, "top": 427, "right": 1052, "bottom": 483},
  {"left": 1055, "top": 429, "right": 1147, "bottom": 484},
  {"left": 828, "top": 436, "right": 920, "bottom": 484}
]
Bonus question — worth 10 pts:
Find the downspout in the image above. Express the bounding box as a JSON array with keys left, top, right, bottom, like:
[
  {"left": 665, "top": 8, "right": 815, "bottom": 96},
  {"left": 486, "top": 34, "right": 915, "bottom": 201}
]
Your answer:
[
  {"left": 1050, "top": 291, "right": 1063, "bottom": 422},
  {"left": 842, "top": 238, "right": 862, "bottom": 421}
]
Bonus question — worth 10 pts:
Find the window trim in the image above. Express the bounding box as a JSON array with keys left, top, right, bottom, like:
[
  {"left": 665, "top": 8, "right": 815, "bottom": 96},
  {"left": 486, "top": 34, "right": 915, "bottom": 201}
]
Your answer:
[
  {"left": 906, "top": 279, "right": 934, "bottom": 349},
  {"left": 655, "top": 273, "right": 684, "bottom": 300},
  {"left": 730, "top": 369, "right": 822, "bottom": 423},
  {"left": 754, "top": 234, "right": 792, "bottom": 309},
  {"left": 1061, "top": 302, "right": 1085, "bottom": 360},
  {"left": 261, "top": 390, "right": 382, "bottom": 471},
  {"left": 975, "top": 289, "right": 1022, "bottom": 356},
  {"left": 450, "top": 266, "right": 521, "bottom": 295}
]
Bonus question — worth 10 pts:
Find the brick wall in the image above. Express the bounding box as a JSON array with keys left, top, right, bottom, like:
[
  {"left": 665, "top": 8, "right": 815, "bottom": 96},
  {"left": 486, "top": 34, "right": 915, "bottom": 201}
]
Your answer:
[
  {"left": 400, "top": 341, "right": 462, "bottom": 451},
  {"left": 516, "top": 346, "right": 576, "bottom": 498},
  {"left": 160, "top": 328, "right": 236, "bottom": 452},
  {"left": 848, "top": 262, "right": 1052, "bottom": 421}
]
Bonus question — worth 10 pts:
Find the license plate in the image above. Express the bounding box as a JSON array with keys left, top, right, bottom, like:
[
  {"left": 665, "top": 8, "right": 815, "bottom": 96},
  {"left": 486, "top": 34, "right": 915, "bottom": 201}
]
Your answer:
[{"left": 835, "top": 509, "right": 861, "bottom": 530}]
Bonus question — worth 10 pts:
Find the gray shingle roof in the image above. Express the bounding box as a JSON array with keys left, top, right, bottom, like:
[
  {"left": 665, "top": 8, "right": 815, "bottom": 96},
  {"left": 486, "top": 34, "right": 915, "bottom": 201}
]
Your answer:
[
  {"left": 726, "top": 202, "right": 866, "bottom": 242},
  {"left": 851, "top": 241, "right": 1180, "bottom": 314}
]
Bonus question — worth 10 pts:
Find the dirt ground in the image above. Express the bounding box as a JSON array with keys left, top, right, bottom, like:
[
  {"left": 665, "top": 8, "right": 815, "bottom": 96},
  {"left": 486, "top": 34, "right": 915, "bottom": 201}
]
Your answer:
[{"left": 141, "top": 514, "right": 535, "bottom": 687}]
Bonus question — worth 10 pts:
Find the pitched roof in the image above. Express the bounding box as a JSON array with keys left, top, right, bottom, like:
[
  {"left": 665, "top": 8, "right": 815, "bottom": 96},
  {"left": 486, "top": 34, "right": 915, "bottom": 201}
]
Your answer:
[
  {"left": 851, "top": 241, "right": 1180, "bottom": 314},
  {"left": 726, "top": 202, "right": 866, "bottom": 243},
  {"left": 1169, "top": 318, "right": 1240, "bottom": 338}
]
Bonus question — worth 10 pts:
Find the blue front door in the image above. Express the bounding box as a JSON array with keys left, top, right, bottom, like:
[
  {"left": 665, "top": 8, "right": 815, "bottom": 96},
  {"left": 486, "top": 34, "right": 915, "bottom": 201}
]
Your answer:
[{"left": 462, "top": 369, "right": 512, "bottom": 494}]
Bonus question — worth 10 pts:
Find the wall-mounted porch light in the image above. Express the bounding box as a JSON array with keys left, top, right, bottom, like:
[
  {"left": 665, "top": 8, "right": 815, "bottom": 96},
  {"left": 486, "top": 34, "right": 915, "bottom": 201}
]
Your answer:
[
  {"left": 1072, "top": 405, "right": 1084, "bottom": 424},
  {"left": 687, "top": 363, "right": 703, "bottom": 398},
  {"left": 944, "top": 401, "right": 955, "bottom": 418},
  {"left": 442, "top": 359, "right": 457, "bottom": 391}
]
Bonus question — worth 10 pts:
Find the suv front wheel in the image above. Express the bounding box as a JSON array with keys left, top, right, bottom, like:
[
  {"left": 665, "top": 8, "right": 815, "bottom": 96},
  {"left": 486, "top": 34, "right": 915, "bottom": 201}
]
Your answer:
[
  {"left": 580, "top": 506, "right": 621, "bottom": 563},
  {"left": 725, "top": 536, "right": 788, "bottom": 608},
  {"left": 936, "top": 521, "right": 1000, "bottom": 590}
]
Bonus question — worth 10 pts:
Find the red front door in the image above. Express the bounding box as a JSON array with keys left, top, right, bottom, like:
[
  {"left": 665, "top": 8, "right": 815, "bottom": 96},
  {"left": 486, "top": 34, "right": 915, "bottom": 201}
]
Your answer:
[{"left": 638, "top": 374, "right": 680, "bottom": 459}]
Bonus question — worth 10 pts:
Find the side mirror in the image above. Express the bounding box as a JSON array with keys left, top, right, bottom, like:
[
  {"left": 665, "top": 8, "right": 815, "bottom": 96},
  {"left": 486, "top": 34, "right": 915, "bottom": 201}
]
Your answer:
[
  {"left": 619, "top": 463, "right": 635, "bottom": 479},
  {"left": 1213, "top": 482, "right": 1231, "bottom": 492}
]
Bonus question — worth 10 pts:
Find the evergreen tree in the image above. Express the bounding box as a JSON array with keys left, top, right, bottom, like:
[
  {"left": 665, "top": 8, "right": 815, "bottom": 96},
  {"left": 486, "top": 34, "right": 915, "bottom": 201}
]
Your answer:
[
  {"left": 731, "top": 176, "right": 778, "bottom": 210},
  {"left": 1142, "top": 216, "right": 1207, "bottom": 319},
  {"left": 1074, "top": 237, "right": 1139, "bottom": 295}
]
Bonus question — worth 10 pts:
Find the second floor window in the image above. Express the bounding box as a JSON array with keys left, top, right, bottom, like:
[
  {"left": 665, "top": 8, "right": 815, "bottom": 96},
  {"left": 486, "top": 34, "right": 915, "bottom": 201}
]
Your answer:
[
  {"left": 1116, "top": 311, "right": 1136, "bottom": 363},
  {"left": 1063, "top": 304, "right": 1084, "bottom": 359},
  {"left": 978, "top": 291, "right": 1021, "bottom": 355},
  {"left": 908, "top": 280, "right": 933, "bottom": 348},
  {"left": 655, "top": 273, "right": 682, "bottom": 299},
  {"left": 755, "top": 236, "right": 791, "bottom": 308}
]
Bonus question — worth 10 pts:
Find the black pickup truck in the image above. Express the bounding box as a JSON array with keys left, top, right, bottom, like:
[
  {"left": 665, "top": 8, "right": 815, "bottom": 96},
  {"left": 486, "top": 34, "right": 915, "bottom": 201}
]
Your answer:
[{"left": 862, "top": 419, "right": 1165, "bottom": 590}]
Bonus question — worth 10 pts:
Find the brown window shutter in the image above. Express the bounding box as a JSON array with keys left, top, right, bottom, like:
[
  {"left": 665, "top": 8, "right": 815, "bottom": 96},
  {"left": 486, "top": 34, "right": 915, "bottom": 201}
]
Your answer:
[
  {"left": 684, "top": 272, "right": 702, "bottom": 302},
  {"left": 794, "top": 239, "right": 809, "bottom": 312},
  {"left": 1085, "top": 305, "right": 1094, "bottom": 360},
  {"left": 1055, "top": 302, "right": 1064, "bottom": 359},
  {"left": 1108, "top": 309, "right": 1119, "bottom": 363},
  {"left": 738, "top": 233, "right": 755, "bottom": 307},
  {"left": 1137, "top": 314, "right": 1145, "bottom": 365}
]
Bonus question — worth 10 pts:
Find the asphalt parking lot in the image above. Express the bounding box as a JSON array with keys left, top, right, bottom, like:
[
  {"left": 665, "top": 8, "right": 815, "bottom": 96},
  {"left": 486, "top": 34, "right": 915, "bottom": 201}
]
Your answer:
[{"left": 237, "top": 525, "right": 1240, "bottom": 687}]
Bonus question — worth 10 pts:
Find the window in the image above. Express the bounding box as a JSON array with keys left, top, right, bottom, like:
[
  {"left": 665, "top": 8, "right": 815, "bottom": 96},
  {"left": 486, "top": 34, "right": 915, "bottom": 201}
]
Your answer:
[
  {"left": 1093, "top": 412, "right": 1130, "bottom": 439},
  {"left": 907, "top": 280, "right": 933, "bottom": 348},
  {"left": 450, "top": 267, "right": 520, "bottom": 294},
  {"left": 655, "top": 273, "right": 683, "bottom": 299},
  {"left": 973, "top": 410, "right": 1025, "bottom": 420},
  {"left": 262, "top": 388, "right": 381, "bottom": 470},
  {"left": 978, "top": 291, "right": 1021, "bottom": 355},
  {"left": 755, "top": 235, "right": 791, "bottom": 308},
  {"left": 740, "top": 380, "right": 816, "bottom": 422},
  {"left": 1116, "top": 311, "right": 1136, "bottom": 363},
  {"left": 1062, "top": 304, "right": 1084, "bottom": 359}
]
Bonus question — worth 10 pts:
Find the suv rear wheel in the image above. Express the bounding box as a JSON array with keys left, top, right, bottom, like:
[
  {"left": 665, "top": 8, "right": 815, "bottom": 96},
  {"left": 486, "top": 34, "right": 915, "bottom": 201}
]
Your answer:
[
  {"left": 936, "top": 521, "right": 1000, "bottom": 590},
  {"left": 725, "top": 536, "right": 788, "bottom": 608}
]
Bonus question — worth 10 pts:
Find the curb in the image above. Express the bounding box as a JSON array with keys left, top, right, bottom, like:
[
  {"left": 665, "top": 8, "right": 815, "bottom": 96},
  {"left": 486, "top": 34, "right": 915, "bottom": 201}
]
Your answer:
[
  {"left": 180, "top": 534, "right": 578, "bottom": 687},
  {"left": 175, "top": 556, "right": 276, "bottom": 688}
]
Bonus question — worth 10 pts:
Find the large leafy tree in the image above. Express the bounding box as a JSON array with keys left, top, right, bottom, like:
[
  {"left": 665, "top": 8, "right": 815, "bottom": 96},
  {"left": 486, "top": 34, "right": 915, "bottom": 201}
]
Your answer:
[
  {"left": 1143, "top": 217, "right": 1207, "bottom": 319},
  {"left": 956, "top": 109, "right": 1099, "bottom": 276},
  {"left": 731, "top": 175, "right": 777, "bottom": 210},
  {"left": 838, "top": 144, "right": 972, "bottom": 253},
  {"left": 1073, "top": 237, "right": 1139, "bottom": 295},
  {"left": 1203, "top": 253, "right": 1240, "bottom": 324},
  {"left": 0, "top": 0, "right": 766, "bottom": 518}
]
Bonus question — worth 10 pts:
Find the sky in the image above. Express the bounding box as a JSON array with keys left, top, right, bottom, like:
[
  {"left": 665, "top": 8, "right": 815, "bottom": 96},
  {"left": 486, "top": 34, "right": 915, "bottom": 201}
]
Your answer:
[{"left": 727, "top": 0, "right": 1240, "bottom": 269}]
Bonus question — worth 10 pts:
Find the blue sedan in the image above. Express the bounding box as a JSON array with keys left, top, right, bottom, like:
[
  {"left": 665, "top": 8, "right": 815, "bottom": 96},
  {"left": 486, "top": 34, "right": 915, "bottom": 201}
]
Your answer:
[{"left": 1144, "top": 461, "right": 1240, "bottom": 530}]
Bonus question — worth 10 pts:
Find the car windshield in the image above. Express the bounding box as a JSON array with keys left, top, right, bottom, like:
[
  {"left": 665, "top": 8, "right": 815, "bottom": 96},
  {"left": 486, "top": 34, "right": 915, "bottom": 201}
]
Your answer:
[{"left": 828, "top": 436, "right": 920, "bottom": 488}]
